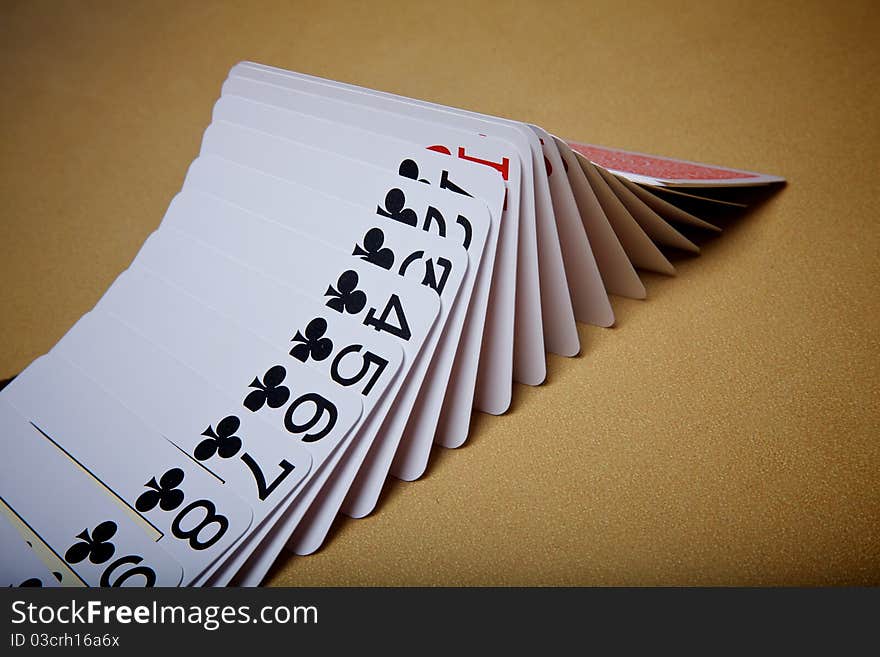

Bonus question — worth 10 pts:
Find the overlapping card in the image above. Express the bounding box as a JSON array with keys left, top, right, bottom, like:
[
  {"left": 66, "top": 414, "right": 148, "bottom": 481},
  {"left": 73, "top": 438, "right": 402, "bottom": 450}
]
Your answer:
[{"left": 0, "top": 62, "right": 784, "bottom": 587}]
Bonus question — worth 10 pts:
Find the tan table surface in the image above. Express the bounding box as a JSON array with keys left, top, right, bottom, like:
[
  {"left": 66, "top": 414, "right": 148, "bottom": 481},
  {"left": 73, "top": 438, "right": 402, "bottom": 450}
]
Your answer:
[{"left": 1, "top": 0, "right": 877, "bottom": 586}]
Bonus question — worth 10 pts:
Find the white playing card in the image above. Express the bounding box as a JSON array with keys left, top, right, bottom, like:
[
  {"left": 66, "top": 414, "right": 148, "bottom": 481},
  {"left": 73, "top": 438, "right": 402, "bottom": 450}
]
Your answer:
[
  {"left": 209, "top": 89, "right": 504, "bottom": 445},
  {"left": 0, "top": 396, "right": 185, "bottom": 587},
  {"left": 227, "top": 62, "right": 550, "bottom": 406},
  {"left": 125, "top": 226, "right": 419, "bottom": 559},
  {"left": 231, "top": 62, "right": 584, "bottom": 368},
  {"left": 181, "top": 156, "right": 482, "bottom": 455},
  {"left": 552, "top": 137, "right": 646, "bottom": 299},
  {"left": 0, "top": 509, "right": 61, "bottom": 588},
  {"left": 87, "top": 266, "right": 368, "bottom": 584},
  {"left": 530, "top": 125, "right": 614, "bottom": 328},
  {"left": 179, "top": 163, "right": 483, "bottom": 480},
  {"left": 596, "top": 165, "right": 700, "bottom": 254},
  {"left": 615, "top": 175, "right": 721, "bottom": 233},
  {"left": 566, "top": 141, "right": 785, "bottom": 187},
  {"left": 1, "top": 354, "right": 254, "bottom": 585},
  {"left": 51, "top": 310, "right": 317, "bottom": 583},
  {"left": 232, "top": 62, "right": 583, "bottom": 362},
  {"left": 190, "top": 126, "right": 487, "bottom": 462},
  {"left": 155, "top": 187, "right": 456, "bottom": 518},
  {"left": 577, "top": 154, "right": 676, "bottom": 276},
  {"left": 214, "top": 87, "right": 506, "bottom": 217}
]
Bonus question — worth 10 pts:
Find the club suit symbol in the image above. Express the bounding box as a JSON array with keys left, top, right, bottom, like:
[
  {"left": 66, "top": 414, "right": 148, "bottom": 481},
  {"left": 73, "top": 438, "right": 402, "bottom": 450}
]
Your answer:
[
  {"left": 377, "top": 188, "right": 418, "bottom": 227},
  {"left": 64, "top": 521, "right": 118, "bottom": 565},
  {"left": 195, "top": 416, "right": 243, "bottom": 461},
  {"left": 324, "top": 270, "right": 367, "bottom": 315},
  {"left": 290, "top": 318, "right": 334, "bottom": 363},
  {"left": 353, "top": 228, "right": 395, "bottom": 270},
  {"left": 135, "top": 468, "right": 185, "bottom": 513},
  {"left": 243, "top": 365, "right": 291, "bottom": 412}
]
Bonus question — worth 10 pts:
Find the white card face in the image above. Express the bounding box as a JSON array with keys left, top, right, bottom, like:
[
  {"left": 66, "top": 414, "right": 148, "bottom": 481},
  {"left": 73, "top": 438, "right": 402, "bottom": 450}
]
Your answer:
[
  {"left": 156, "top": 187, "right": 444, "bottom": 347},
  {"left": 552, "top": 136, "right": 646, "bottom": 300},
  {"left": 2, "top": 356, "right": 254, "bottom": 585},
  {"left": 169, "top": 172, "right": 468, "bottom": 489},
  {"left": 86, "top": 266, "right": 369, "bottom": 583},
  {"left": 180, "top": 161, "right": 471, "bottom": 314},
  {"left": 124, "top": 226, "right": 420, "bottom": 563},
  {"left": 115, "top": 215, "right": 438, "bottom": 565},
  {"left": 180, "top": 158, "right": 480, "bottom": 471},
  {"left": 153, "top": 189, "right": 448, "bottom": 523},
  {"left": 0, "top": 396, "right": 185, "bottom": 587},
  {"left": 514, "top": 132, "right": 580, "bottom": 360},
  {"left": 90, "top": 268, "right": 365, "bottom": 480},
  {"left": 530, "top": 125, "right": 614, "bottom": 329},
  {"left": 129, "top": 228, "right": 405, "bottom": 407},
  {"left": 232, "top": 63, "right": 590, "bottom": 371},
  {"left": 213, "top": 88, "right": 506, "bottom": 218},
  {"left": 207, "top": 91, "right": 505, "bottom": 445},
  {"left": 51, "top": 310, "right": 316, "bottom": 580},
  {"left": 227, "top": 62, "right": 544, "bottom": 409},
  {"left": 0, "top": 510, "right": 61, "bottom": 588}
]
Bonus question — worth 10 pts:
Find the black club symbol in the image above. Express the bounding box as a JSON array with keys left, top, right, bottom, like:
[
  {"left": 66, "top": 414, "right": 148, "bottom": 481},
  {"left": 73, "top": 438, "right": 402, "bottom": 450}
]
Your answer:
[
  {"left": 353, "top": 228, "right": 395, "bottom": 270},
  {"left": 243, "top": 365, "right": 290, "bottom": 412},
  {"left": 290, "top": 318, "right": 334, "bottom": 363},
  {"left": 377, "top": 188, "right": 418, "bottom": 227},
  {"left": 64, "top": 520, "right": 117, "bottom": 565},
  {"left": 135, "top": 468, "right": 185, "bottom": 513},
  {"left": 325, "top": 270, "right": 367, "bottom": 315},
  {"left": 195, "top": 415, "right": 243, "bottom": 461}
]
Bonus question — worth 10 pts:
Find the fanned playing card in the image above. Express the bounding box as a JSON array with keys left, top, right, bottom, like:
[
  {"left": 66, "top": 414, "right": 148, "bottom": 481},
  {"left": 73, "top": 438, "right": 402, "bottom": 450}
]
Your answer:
[{"left": 0, "top": 61, "right": 783, "bottom": 586}]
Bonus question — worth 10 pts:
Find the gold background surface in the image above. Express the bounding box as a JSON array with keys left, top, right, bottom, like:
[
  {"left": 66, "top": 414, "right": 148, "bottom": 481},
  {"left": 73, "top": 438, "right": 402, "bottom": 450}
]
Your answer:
[{"left": 1, "top": 0, "right": 877, "bottom": 586}]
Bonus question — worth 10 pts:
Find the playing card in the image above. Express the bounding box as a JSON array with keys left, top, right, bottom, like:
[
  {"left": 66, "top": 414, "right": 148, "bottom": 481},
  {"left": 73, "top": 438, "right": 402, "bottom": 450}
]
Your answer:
[
  {"left": 208, "top": 97, "right": 511, "bottom": 400},
  {"left": 0, "top": 397, "right": 185, "bottom": 587},
  {"left": 50, "top": 310, "right": 318, "bottom": 583},
  {"left": 209, "top": 87, "right": 506, "bottom": 442},
  {"left": 123, "top": 226, "right": 420, "bottom": 559},
  {"left": 228, "top": 61, "right": 562, "bottom": 402},
  {"left": 530, "top": 126, "right": 614, "bottom": 328},
  {"left": 578, "top": 155, "right": 676, "bottom": 276},
  {"left": 1, "top": 355, "right": 254, "bottom": 585},
  {"left": 180, "top": 160, "right": 483, "bottom": 475},
  {"left": 552, "top": 136, "right": 646, "bottom": 299},
  {"left": 596, "top": 165, "right": 700, "bottom": 253},
  {"left": 190, "top": 126, "right": 494, "bottom": 455},
  {"left": 230, "top": 63, "right": 583, "bottom": 368},
  {"left": 214, "top": 86, "right": 507, "bottom": 216},
  {"left": 162, "top": 182, "right": 464, "bottom": 490},
  {"left": 614, "top": 175, "right": 721, "bottom": 233},
  {"left": 83, "top": 271, "right": 361, "bottom": 583},
  {"left": 567, "top": 141, "right": 785, "bottom": 187},
  {"left": 0, "top": 510, "right": 61, "bottom": 587}
]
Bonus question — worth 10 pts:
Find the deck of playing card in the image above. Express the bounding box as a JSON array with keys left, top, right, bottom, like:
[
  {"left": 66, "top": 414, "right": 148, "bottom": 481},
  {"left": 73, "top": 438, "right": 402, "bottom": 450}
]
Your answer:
[{"left": 0, "top": 61, "right": 783, "bottom": 587}]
